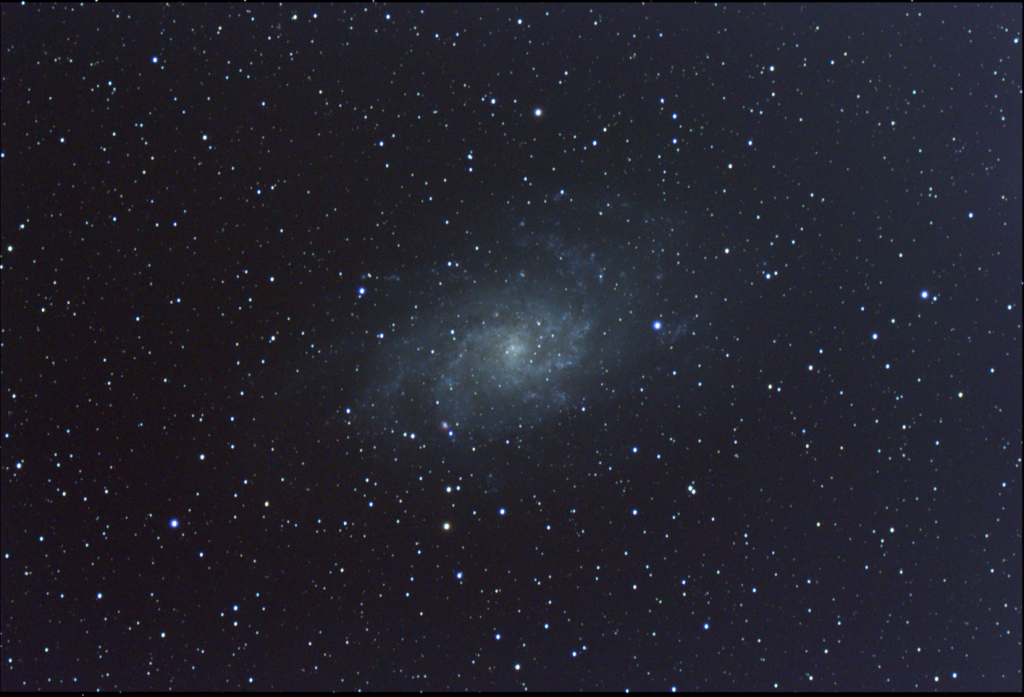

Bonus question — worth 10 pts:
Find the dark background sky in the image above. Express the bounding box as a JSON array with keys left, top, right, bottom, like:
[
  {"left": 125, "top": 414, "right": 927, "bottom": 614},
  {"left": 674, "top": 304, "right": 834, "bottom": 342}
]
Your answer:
[{"left": 1, "top": 4, "right": 1021, "bottom": 691}]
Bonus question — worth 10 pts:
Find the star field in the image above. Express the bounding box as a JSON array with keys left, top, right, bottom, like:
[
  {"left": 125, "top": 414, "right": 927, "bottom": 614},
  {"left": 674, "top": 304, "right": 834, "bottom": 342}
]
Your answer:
[{"left": 1, "top": 4, "right": 1021, "bottom": 692}]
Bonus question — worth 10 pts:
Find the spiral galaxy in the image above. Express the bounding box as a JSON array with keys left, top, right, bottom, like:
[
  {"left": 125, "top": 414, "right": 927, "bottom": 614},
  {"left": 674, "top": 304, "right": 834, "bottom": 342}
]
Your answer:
[{"left": 349, "top": 198, "right": 701, "bottom": 450}]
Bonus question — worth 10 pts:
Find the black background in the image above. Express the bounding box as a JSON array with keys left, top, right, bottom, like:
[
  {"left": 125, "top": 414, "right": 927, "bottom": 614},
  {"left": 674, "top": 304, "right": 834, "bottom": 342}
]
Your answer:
[{"left": 2, "top": 4, "right": 1021, "bottom": 691}]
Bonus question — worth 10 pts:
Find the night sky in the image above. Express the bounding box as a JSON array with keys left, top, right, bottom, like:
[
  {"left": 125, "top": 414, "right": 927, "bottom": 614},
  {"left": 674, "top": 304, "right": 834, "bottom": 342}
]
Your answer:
[{"left": 1, "top": 4, "right": 1021, "bottom": 692}]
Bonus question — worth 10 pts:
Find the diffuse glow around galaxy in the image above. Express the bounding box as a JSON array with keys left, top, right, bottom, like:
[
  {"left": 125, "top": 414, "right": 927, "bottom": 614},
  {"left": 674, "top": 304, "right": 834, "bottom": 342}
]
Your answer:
[{"left": 347, "top": 197, "right": 710, "bottom": 452}]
